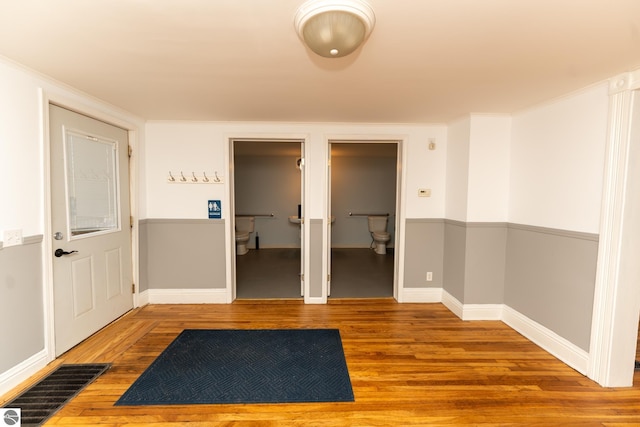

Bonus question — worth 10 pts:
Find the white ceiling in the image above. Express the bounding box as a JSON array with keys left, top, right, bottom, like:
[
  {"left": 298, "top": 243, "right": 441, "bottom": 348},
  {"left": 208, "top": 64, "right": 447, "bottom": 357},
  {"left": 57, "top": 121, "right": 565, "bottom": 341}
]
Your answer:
[{"left": 1, "top": 0, "right": 639, "bottom": 123}]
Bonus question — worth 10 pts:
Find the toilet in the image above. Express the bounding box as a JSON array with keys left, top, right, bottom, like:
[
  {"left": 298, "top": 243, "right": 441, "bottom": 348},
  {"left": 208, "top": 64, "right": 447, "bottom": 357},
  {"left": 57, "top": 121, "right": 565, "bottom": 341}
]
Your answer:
[
  {"left": 368, "top": 216, "right": 391, "bottom": 255},
  {"left": 235, "top": 216, "right": 255, "bottom": 255}
]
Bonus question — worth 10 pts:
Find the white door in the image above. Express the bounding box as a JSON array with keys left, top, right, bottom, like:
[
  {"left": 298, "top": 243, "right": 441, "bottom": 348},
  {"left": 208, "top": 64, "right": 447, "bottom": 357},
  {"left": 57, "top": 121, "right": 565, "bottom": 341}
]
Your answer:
[{"left": 49, "top": 104, "right": 133, "bottom": 356}]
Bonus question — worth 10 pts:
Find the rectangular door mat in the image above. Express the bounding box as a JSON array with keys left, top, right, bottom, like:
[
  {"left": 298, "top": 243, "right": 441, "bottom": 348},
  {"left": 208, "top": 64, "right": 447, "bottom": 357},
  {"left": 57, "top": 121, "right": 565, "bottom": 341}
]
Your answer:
[
  {"left": 2, "top": 363, "right": 110, "bottom": 426},
  {"left": 116, "top": 329, "right": 354, "bottom": 405}
]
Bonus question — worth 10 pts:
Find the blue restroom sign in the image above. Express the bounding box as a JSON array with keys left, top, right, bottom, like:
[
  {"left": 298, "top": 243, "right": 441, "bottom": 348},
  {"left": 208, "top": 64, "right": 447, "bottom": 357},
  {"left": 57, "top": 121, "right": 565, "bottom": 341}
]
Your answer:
[{"left": 208, "top": 200, "right": 221, "bottom": 219}]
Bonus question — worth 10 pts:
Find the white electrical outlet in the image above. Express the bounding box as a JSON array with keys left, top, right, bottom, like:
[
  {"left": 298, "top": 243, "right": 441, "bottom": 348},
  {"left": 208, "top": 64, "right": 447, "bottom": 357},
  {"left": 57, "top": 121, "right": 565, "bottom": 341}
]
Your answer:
[
  {"left": 426, "top": 272, "right": 433, "bottom": 281},
  {"left": 3, "top": 229, "right": 23, "bottom": 247}
]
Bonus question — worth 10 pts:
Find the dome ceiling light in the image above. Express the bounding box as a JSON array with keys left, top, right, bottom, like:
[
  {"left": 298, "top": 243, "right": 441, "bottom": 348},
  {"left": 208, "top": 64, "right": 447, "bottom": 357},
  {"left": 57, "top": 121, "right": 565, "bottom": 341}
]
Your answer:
[{"left": 294, "top": 0, "right": 376, "bottom": 58}]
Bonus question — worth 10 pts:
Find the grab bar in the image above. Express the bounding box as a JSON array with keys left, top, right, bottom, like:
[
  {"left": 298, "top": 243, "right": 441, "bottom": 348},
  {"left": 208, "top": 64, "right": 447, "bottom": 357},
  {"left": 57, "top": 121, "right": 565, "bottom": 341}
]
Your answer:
[
  {"left": 348, "top": 212, "right": 389, "bottom": 217},
  {"left": 236, "top": 213, "right": 275, "bottom": 218}
]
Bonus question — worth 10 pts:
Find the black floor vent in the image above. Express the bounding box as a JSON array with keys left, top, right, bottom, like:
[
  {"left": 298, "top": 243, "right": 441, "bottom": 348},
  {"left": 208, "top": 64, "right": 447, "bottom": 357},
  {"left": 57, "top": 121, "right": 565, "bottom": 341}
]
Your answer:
[
  {"left": 2, "top": 363, "right": 110, "bottom": 426},
  {"left": 635, "top": 360, "right": 640, "bottom": 370}
]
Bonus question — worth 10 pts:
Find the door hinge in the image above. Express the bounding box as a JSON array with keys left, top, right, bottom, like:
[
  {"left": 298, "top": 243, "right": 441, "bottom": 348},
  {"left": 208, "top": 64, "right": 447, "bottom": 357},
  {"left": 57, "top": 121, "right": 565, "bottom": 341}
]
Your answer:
[
  {"left": 300, "top": 274, "right": 304, "bottom": 282},
  {"left": 327, "top": 274, "right": 331, "bottom": 282},
  {"left": 131, "top": 283, "right": 136, "bottom": 294},
  {"left": 128, "top": 145, "right": 133, "bottom": 158},
  {"left": 130, "top": 216, "right": 134, "bottom": 228}
]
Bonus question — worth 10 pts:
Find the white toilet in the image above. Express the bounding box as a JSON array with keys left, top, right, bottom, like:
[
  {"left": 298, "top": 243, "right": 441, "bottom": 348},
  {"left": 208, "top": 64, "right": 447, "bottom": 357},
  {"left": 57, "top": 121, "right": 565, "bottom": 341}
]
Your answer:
[
  {"left": 235, "top": 216, "right": 255, "bottom": 255},
  {"left": 368, "top": 216, "right": 391, "bottom": 255}
]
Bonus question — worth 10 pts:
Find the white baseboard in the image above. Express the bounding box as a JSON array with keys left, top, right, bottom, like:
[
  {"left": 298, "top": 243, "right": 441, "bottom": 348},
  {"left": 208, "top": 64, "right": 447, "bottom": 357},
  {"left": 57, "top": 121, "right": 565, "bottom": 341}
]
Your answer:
[
  {"left": 400, "top": 287, "right": 443, "bottom": 303},
  {"left": 145, "top": 288, "right": 230, "bottom": 304},
  {"left": 137, "top": 289, "right": 150, "bottom": 307},
  {"left": 442, "top": 291, "right": 502, "bottom": 321},
  {"left": 462, "top": 303, "right": 503, "bottom": 320},
  {"left": 0, "top": 349, "right": 49, "bottom": 397},
  {"left": 439, "top": 291, "right": 587, "bottom": 375},
  {"left": 305, "top": 296, "right": 328, "bottom": 304},
  {"left": 502, "top": 305, "right": 589, "bottom": 375},
  {"left": 441, "top": 291, "right": 463, "bottom": 317}
]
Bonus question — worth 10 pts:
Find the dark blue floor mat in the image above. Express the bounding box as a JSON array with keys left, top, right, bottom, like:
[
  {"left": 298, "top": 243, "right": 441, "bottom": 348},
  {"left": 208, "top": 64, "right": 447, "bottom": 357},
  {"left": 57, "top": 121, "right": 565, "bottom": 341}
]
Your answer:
[{"left": 115, "top": 329, "right": 354, "bottom": 405}]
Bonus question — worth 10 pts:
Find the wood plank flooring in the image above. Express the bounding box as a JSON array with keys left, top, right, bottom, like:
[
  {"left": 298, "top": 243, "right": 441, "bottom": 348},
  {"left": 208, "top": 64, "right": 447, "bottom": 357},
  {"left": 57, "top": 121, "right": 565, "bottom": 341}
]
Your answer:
[{"left": 3, "top": 299, "right": 640, "bottom": 426}]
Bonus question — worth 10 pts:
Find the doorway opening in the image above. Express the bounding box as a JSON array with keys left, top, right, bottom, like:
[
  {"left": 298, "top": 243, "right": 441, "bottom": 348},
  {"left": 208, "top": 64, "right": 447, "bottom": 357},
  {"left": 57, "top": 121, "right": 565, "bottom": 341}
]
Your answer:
[
  {"left": 232, "top": 139, "right": 304, "bottom": 299},
  {"left": 328, "top": 141, "right": 399, "bottom": 298}
]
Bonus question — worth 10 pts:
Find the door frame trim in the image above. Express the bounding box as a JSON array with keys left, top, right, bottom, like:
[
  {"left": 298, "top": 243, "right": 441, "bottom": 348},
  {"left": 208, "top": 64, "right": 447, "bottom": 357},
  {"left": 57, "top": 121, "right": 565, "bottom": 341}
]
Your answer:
[
  {"left": 325, "top": 135, "right": 407, "bottom": 303},
  {"left": 226, "top": 134, "right": 309, "bottom": 303},
  {"left": 41, "top": 90, "right": 140, "bottom": 361},
  {"left": 588, "top": 71, "right": 640, "bottom": 387}
]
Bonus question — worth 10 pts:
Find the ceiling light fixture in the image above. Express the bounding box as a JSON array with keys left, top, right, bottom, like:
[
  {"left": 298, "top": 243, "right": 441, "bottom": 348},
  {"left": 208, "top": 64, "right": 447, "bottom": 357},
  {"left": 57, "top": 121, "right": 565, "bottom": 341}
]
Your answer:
[{"left": 294, "top": 0, "right": 375, "bottom": 58}]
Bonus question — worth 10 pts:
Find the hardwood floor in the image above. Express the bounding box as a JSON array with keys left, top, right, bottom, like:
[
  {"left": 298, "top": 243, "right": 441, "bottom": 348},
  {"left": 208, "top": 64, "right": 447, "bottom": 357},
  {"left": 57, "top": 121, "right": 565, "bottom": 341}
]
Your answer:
[{"left": 3, "top": 300, "right": 640, "bottom": 426}]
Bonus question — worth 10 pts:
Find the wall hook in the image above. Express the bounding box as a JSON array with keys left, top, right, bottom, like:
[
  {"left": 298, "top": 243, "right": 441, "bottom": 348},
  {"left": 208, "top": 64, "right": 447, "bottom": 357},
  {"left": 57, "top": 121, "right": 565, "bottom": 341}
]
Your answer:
[
  {"left": 180, "top": 171, "right": 187, "bottom": 182},
  {"left": 214, "top": 171, "right": 221, "bottom": 182},
  {"left": 191, "top": 172, "right": 198, "bottom": 182},
  {"left": 168, "top": 171, "right": 176, "bottom": 182},
  {"left": 202, "top": 172, "right": 210, "bottom": 182}
]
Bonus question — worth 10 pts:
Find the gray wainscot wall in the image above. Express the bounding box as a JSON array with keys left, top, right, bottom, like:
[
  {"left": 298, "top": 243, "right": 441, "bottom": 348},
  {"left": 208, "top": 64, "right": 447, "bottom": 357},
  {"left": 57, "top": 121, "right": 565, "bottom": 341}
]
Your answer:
[
  {"left": 139, "top": 219, "right": 227, "bottom": 291},
  {"left": 405, "top": 218, "right": 597, "bottom": 353},
  {"left": 138, "top": 216, "right": 598, "bottom": 353},
  {"left": 403, "top": 219, "right": 445, "bottom": 288},
  {"left": 504, "top": 223, "right": 598, "bottom": 352},
  {"left": 309, "top": 219, "right": 324, "bottom": 299},
  {"left": 444, "top": 220, "right": 508, "bottom": 305},
  {"left": 0, "top": 235, "right": 44, "bottom": 374}
]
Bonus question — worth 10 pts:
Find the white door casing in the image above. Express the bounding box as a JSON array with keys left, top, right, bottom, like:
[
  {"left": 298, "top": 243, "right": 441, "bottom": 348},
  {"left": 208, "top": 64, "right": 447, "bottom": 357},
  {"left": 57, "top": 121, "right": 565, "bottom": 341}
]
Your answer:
[
  {"left": 299, "top": 144, "right": 305, "bottom": 297},
  {"left": 589, "top": 72, "right": 640, "bottom": 387},
  {"left": 229, "top": 137, "right": 306, "bottom": 300},
  {"left": 326, "top": 145, "right": 332, "bottom": 297},
  {"left": 325, "top": 139, "right": 402, "bottom": 300}
]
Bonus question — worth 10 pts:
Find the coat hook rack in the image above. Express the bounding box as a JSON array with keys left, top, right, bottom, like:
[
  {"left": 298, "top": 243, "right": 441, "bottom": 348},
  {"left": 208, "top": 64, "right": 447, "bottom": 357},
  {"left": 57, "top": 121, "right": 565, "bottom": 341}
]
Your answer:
[{"left": 166, "top": 170, "right": 223, "bottom": 184}]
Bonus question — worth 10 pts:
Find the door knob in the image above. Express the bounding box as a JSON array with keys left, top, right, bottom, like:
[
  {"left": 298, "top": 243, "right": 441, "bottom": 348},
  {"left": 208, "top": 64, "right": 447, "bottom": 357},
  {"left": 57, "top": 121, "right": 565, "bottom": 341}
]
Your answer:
[{"left": 55, "top": 248, "right": 78, "bottom": 257}]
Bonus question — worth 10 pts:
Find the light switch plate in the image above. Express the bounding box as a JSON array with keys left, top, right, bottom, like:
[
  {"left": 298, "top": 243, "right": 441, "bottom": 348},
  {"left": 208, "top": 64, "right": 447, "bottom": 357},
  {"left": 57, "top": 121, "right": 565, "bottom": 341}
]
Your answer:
[{"left": 3, "top": 229, "right": 23, "bottom": 247}]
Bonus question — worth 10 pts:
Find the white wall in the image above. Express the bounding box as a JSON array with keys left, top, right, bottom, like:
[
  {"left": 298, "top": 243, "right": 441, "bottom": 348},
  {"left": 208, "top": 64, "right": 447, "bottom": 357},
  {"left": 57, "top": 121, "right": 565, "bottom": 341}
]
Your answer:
[
  {"left": 446, "top": 114, "right": 511, "bottom": 223},
  {"left": 0, "top": 60, "right": 44, "bottom": 238},
  {"left": 0, "top": 57, "right": 146, "bottom": 239},
  {"left": 143, "top": 122, "right": 448, "bottom": 221},
  {"left": 467, "top": 115, "right": 511, "bottom": 222},
  {"left": 445, "top": 117, "right": 470, "bottom": 221},
  {"left": 509, "top": 83, "right": 609, "bottom": 233},
  {"left": 143, "top": 122, "right": 228, "bottom": 219}
]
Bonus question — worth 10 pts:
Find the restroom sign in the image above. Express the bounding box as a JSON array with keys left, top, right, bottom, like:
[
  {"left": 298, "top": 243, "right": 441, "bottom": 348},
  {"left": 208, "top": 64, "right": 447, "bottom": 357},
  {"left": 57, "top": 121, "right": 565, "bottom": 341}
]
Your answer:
[{"left": 208, "top": 200, "right": 221, "bottom": 219}]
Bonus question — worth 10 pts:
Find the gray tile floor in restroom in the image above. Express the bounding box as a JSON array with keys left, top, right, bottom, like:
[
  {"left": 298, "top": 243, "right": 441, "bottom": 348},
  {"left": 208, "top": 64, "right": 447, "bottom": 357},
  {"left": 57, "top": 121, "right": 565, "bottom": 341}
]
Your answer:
[{"left": 235, "top": 248, "right": 394, "bottom": 299}]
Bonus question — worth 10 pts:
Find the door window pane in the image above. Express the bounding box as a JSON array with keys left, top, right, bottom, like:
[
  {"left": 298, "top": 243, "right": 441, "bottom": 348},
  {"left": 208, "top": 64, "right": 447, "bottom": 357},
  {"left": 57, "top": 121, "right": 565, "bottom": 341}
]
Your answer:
[{"left": 65, "top": 131, "right": 119, "bottom": 236}]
